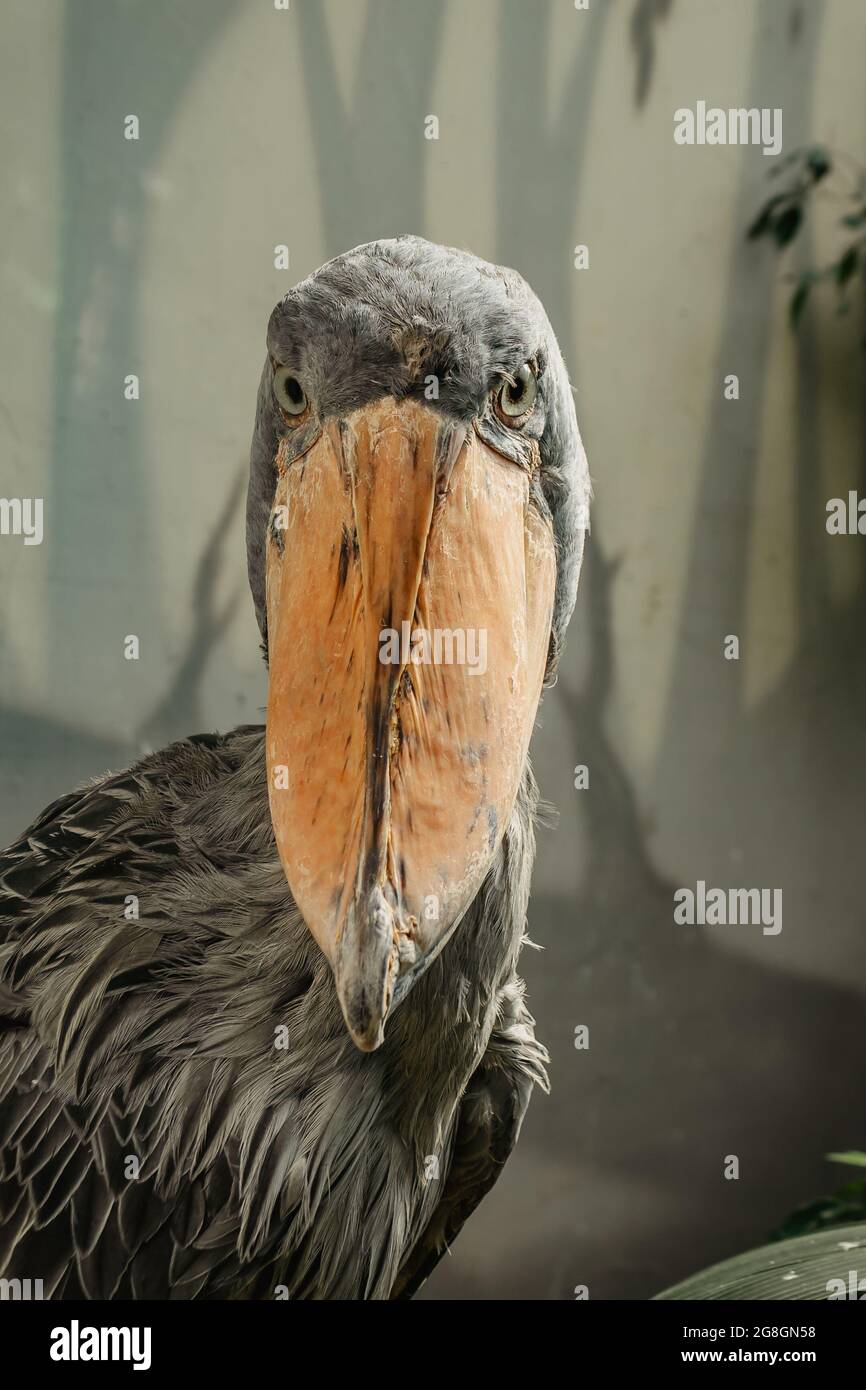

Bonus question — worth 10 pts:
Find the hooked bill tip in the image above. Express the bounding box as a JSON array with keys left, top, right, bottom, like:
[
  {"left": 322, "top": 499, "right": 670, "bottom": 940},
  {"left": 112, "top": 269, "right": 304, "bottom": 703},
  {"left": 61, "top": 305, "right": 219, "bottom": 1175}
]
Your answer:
[{"left": 334, "top": 887, "right": 400, "bottom": 1052}]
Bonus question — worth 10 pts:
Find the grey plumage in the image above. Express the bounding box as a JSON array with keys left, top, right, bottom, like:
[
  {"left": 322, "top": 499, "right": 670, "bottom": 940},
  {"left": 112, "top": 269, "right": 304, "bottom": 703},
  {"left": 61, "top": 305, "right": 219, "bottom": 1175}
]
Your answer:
[
  {"left": 248, "top": 236, "right": 589, "bottom": 675},
  {"left": 1, "top": 732, "right": 545, "bottom": 1298},
  {"left": 0, "top": 236, "right": 589, "bottom": 1299}
]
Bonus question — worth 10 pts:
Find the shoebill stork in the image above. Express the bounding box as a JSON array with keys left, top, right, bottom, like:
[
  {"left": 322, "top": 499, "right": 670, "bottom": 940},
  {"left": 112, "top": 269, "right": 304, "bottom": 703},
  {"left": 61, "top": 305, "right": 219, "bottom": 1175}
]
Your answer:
[{"left": 0, "top": 236, "right": 589, "bottom": 1299}]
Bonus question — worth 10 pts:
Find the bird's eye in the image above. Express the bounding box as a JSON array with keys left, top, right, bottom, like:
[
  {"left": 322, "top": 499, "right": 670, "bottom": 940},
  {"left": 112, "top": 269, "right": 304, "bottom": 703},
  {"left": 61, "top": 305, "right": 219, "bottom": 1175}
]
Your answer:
[
  {"left": 274, "top": 367, "right": 309, "bottom": 418},
  {"left": 495, "top": 363, "right": 538, "bottom": 424}
]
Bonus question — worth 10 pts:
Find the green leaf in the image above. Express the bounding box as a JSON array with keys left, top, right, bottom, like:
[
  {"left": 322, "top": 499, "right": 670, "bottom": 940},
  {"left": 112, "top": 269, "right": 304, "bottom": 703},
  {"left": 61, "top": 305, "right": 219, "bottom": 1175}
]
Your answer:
[
  {"left": 836, "top": 246, "right": 859, "bottom": 286},
  {"left": 790, "top": 277, "right": 811, "bottom": 326},
  {"left": 747, "top": 198, "right": 781, "bottom": 240},
  {"left": 828, "top": 1151, "right": 866, "bottom": 1169},
  {"left": 655, "top": 1222, "right": 866, "bottom": 1301},
  {"left": 806, "top": 146, "right": 832, "bottom": 182},
  {"left": 774, "top": 203, "right": 802, "bottom": 247},
  {"left": 773, "top": 1179, "right": 866, "bottom": 1240},
  {"left": 748, "top": 193, "right": 794, "bottom": 240}
]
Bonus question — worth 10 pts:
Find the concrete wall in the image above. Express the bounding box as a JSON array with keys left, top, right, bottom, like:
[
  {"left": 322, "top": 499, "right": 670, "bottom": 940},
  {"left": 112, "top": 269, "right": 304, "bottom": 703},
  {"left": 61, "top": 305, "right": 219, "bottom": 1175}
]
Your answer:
[{"left": 1, "top": 0, "right": 865, "bottom": 1297}]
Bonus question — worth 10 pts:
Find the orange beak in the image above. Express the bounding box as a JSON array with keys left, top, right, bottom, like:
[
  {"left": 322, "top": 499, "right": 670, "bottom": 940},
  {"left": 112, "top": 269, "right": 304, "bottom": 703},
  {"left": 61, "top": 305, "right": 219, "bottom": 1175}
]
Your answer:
[{"left": 265, "top": 397, "right": 555, "bottom": 1050}]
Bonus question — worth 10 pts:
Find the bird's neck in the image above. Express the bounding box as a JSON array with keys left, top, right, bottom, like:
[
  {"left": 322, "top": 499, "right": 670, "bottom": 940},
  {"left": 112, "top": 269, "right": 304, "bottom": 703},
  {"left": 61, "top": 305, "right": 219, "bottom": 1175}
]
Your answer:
[{"left": 381, "top": 758, "right": 541, "bottom": 1105}]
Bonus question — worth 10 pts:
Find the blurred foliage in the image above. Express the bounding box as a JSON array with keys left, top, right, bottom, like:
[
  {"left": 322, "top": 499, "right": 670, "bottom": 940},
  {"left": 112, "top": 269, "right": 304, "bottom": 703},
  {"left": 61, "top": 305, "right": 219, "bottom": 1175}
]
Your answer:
[
  {"left": 748, "top": 145, "right": 866, "bottom": 329},
  {"left": 772, "top": 1152, "right": 866, "bottom": 1241}
]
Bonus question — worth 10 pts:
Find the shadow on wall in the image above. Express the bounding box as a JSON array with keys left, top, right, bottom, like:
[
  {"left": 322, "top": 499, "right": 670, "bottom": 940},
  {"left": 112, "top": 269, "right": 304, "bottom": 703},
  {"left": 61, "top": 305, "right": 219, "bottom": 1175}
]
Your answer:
[
  {"left": 45, "top": 0, "right": 245, "bottom": 689},
  {"left": 421, "top": 539, "right": 866, "bottom": 1299},
  {"left": 0, "top": 466, "right": 247, "bottom": 849},
  {"left": 0, "top": 0, "right": 251, "bottom": 847}
]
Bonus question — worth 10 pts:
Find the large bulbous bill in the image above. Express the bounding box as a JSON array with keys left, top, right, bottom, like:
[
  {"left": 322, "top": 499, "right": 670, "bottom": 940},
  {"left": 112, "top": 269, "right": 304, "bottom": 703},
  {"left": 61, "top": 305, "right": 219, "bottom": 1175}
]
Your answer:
[{"left": 266, "top": 397, "right": 555, "bottom": 1050}]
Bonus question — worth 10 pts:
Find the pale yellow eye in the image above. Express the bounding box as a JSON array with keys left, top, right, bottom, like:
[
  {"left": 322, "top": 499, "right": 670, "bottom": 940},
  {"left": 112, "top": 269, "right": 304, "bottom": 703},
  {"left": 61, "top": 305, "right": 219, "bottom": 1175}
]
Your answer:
[
  {"left": 496, "top": 363, "right": 537, "bottom": 423},
  {"left": 274, "top": 367, "right": 308, "bottom": 417}
]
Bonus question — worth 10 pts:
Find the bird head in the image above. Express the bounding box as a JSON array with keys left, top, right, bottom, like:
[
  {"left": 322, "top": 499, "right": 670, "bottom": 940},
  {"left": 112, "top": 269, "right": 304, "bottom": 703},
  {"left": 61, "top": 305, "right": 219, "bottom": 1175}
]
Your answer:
[{"left": 247, "top": 236, "right": 589, "bottom": 1051}]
